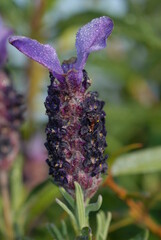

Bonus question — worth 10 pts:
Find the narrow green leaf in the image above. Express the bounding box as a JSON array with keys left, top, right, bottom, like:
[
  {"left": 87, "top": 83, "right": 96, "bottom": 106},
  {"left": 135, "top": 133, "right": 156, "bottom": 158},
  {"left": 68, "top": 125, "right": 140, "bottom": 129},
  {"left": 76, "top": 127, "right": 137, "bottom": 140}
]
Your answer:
[
  {"left": 110, "top": 143, "right": 143, "bottom": 165},
  {"left": 96, "top": 211, "right": 102, "bottom": 240},
  {"left": 59, "top": 187, "right": 75, "bottom": 209},
  {"left": 0, "top": 197, "right": 5, "bottom": 234},
  {"left": 56, "top": 198, "right": 78, "bottom": 234},
  {"left": 10, "top": 155, "right": 24, "bottom": 212},
  {"left": 99, "top": 211, "right": 106, "bottom": 239},
  {"left": 111, "top": 147, "right": 161, "bottom": 176},
  {"left": 85, "top": 195, "right": 102, "bottom": 217},
  {"left": 47, "top": 223, "right": 63, "bottom": 240},
  {"left": 144, "top": 230, "right": 149, "bottom": 240},
  {"left": 74, "top": 182, "right": 86, "bottom": 230},
  {"left": 102, "top": 212, "right": 112, "bottom": 240},
  {"left": 61, "top": 220, "right": 68, "bottom": 239},
  {"left": 19, "top": 181, "right": 60, "bottom": 230},
  {"left": 96, "top": 211, "right": 112, "bottom": 240}
]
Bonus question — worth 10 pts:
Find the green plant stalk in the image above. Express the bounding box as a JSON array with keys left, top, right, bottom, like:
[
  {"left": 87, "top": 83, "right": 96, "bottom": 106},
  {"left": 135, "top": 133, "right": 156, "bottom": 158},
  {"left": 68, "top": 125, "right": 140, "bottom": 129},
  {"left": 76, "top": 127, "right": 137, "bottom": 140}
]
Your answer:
[{"left": 0, "top": 170, "right": 14, "bottom": 240}]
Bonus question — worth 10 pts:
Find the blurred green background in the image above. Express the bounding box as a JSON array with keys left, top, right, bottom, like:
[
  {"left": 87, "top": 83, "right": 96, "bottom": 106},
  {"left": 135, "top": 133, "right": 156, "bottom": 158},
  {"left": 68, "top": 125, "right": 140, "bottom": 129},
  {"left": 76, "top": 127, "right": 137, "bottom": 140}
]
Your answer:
[{"left": 0, "top": 0, "right": 161, "bottom": 239}]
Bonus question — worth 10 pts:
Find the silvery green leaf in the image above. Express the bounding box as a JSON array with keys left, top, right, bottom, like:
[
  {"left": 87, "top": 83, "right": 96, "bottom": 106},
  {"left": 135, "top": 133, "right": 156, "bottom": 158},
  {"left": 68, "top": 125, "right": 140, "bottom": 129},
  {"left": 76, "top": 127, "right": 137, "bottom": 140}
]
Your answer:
[
  {"left": 103, "top": 212, "right": 112, "bottom": 240},
  {"left": 46, "top": 223, "right": 63, "bottom": 240},
  {"left": 85, "top": 195, "right": 102, "bottom": 217},
  {"left": 74, "top": 182, "right": 86, "bottom": 230},
  {"left": 59, "top": 187, "right": 75, "bottom": 209},
  {"left": 56, "top": 198, "right": 78, "bottom": 234},
  {"left": 20, "top": 181, "right": 60, "bottom": 228},
  {"left": 10, "top": 155, "right": 24, "bottom": 212},
  {"left": 61, "top": 220, "right": 68, "bottom": 239},
  {"left": 96, "top": 211, "right": 104, "bottom": 240},
  {"left": 96, "top": 211, "right": 112, "bottom": 240}
]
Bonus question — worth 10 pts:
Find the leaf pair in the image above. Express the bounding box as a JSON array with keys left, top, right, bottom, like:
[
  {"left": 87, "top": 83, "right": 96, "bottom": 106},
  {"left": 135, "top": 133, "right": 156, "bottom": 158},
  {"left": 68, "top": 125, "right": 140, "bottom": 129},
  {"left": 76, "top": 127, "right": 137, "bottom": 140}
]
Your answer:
[{"left": 50, "top": 182, "right": 111, "bottom": 239}]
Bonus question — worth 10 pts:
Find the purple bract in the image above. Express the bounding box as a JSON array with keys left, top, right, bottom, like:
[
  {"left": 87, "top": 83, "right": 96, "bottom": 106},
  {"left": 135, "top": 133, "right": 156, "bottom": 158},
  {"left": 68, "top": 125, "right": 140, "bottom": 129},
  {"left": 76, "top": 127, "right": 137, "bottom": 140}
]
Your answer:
[{"left": 9, "top": 16, "right": 114, "bottom": 198}]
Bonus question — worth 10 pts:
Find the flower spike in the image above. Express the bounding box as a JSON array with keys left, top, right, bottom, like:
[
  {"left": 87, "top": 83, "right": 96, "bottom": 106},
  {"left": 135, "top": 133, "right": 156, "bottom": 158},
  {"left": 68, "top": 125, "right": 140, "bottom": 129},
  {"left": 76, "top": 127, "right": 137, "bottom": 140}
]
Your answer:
[
  {"left": 9, "top": 16, "right": 114, "bottom": 198},
  {"left": 0, "top": 74, "right": 25, "bottom": 170},
  {"left": 0, "top": 16, "right": 24, "bottom": 171}
]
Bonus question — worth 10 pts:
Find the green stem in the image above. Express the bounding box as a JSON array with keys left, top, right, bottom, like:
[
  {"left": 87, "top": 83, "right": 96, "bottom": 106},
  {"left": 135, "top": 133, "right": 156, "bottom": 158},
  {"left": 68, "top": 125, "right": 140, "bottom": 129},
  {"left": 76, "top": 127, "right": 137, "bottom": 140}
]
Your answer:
[{"left": 0, "top": 170, "right": 14, "bottom": 240}]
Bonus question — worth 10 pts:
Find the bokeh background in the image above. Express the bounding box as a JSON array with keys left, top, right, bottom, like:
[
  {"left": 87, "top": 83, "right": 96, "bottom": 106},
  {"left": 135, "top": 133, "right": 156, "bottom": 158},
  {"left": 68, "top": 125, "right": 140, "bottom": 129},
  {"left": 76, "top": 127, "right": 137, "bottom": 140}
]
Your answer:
[{"left": 0, "top": 0, "right": 161, "bottom": 239}]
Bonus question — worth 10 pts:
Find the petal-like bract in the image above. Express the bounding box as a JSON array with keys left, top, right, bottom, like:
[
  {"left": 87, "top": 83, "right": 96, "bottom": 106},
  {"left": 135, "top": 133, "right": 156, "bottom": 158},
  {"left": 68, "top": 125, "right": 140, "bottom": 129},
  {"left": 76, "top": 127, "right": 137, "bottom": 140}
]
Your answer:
[
  {"left": 9, "top": 36, "right": 64, "bottom": 79},
  {"left": 75, "top": 16, "right": 113, "bottom": 70}
]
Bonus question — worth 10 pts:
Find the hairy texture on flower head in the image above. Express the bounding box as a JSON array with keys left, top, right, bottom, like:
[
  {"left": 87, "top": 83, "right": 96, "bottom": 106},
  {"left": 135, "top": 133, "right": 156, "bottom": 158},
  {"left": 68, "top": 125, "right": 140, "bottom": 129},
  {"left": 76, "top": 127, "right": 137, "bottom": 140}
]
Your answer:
[{"left": 45, "top": 69, "right": 107, "bottom": 199}]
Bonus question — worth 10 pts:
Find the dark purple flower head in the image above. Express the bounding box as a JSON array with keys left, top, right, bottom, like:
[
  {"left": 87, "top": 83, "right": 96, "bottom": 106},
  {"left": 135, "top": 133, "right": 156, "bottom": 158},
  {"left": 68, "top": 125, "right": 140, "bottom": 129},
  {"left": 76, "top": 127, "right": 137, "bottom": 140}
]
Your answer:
[
  {"left": 0, "top": 16, "right": 13, "bottom": 68},
  {"left": 0, "top": 73, "right": 25, "bottom": 129},
  {"left": 9, "top": 16, "right": 113, "bottom": 198}
]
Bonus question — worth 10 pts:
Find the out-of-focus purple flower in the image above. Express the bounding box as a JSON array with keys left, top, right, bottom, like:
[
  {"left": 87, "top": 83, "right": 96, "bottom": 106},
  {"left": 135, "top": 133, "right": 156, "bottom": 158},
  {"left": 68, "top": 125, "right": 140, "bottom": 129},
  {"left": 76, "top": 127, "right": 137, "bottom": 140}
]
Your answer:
[
  {"left": 0, "top": 16, "right": 24, "bottom": 171},
  {"left": 24, "top": 133, "right": 48, "bottom": 189},
  {"left": 0, "top": 73, "right": 24, "bottom": 129},
  {"left": 0, "top": 73, "right": 25, "bottom": 171},
  {"left": 25, "top": 133, "right": 47, "bottom": 162},
  {"left": 0, "top": 16, "right": 13, "bottom": 68},
  {"left": 0, "top": 126, "right": 19, "bottom": 170},
  {"left": 9, "top": 16, "right": 113, "bottom": 198}
]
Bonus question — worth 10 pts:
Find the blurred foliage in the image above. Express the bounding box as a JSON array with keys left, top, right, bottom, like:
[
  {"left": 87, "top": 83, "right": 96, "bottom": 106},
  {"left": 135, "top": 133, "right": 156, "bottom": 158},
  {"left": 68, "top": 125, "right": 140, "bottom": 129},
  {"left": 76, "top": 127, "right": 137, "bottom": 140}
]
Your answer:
[{"left": 0, "top": 0, "right": 161, "bottom": 239}]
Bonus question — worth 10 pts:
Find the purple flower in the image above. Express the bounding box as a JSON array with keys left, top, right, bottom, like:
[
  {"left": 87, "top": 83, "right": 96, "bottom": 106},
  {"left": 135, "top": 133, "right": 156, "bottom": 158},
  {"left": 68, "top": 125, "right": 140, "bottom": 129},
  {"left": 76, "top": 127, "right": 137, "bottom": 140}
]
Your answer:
[
  {"left": 9, "top": 16, "right": 113, "bottom": 198},
  {"left": 0, "top": 74, "right": 25, "bottom": 129},
  {"left": 0, "top": 16, "right": 13, "bottom": 68},
  {"left": 24, "top": 133, "right": 48, "bottom": 189},
  {"left": 0, "top": 16, "right": 24, "bottom": 171},
  {"left": 0, "top": 73, "right": 25, "bottom": 170}
]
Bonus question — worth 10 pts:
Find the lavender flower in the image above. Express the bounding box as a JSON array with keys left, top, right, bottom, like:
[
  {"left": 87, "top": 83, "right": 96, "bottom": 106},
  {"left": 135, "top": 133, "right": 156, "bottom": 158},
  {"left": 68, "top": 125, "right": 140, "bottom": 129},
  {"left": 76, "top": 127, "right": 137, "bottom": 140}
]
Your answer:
[
  {"left": 9, "top": 16, "right": 113, "bottom": 198},
  {"left": 24, "top": 133, "right": 48, "bottom": 189},
  {"left": 0, "top": 17, "right": 24, "bottom": 170},
  {"left": 0, "top": 74, "right": 25, "bottom": 170}
]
